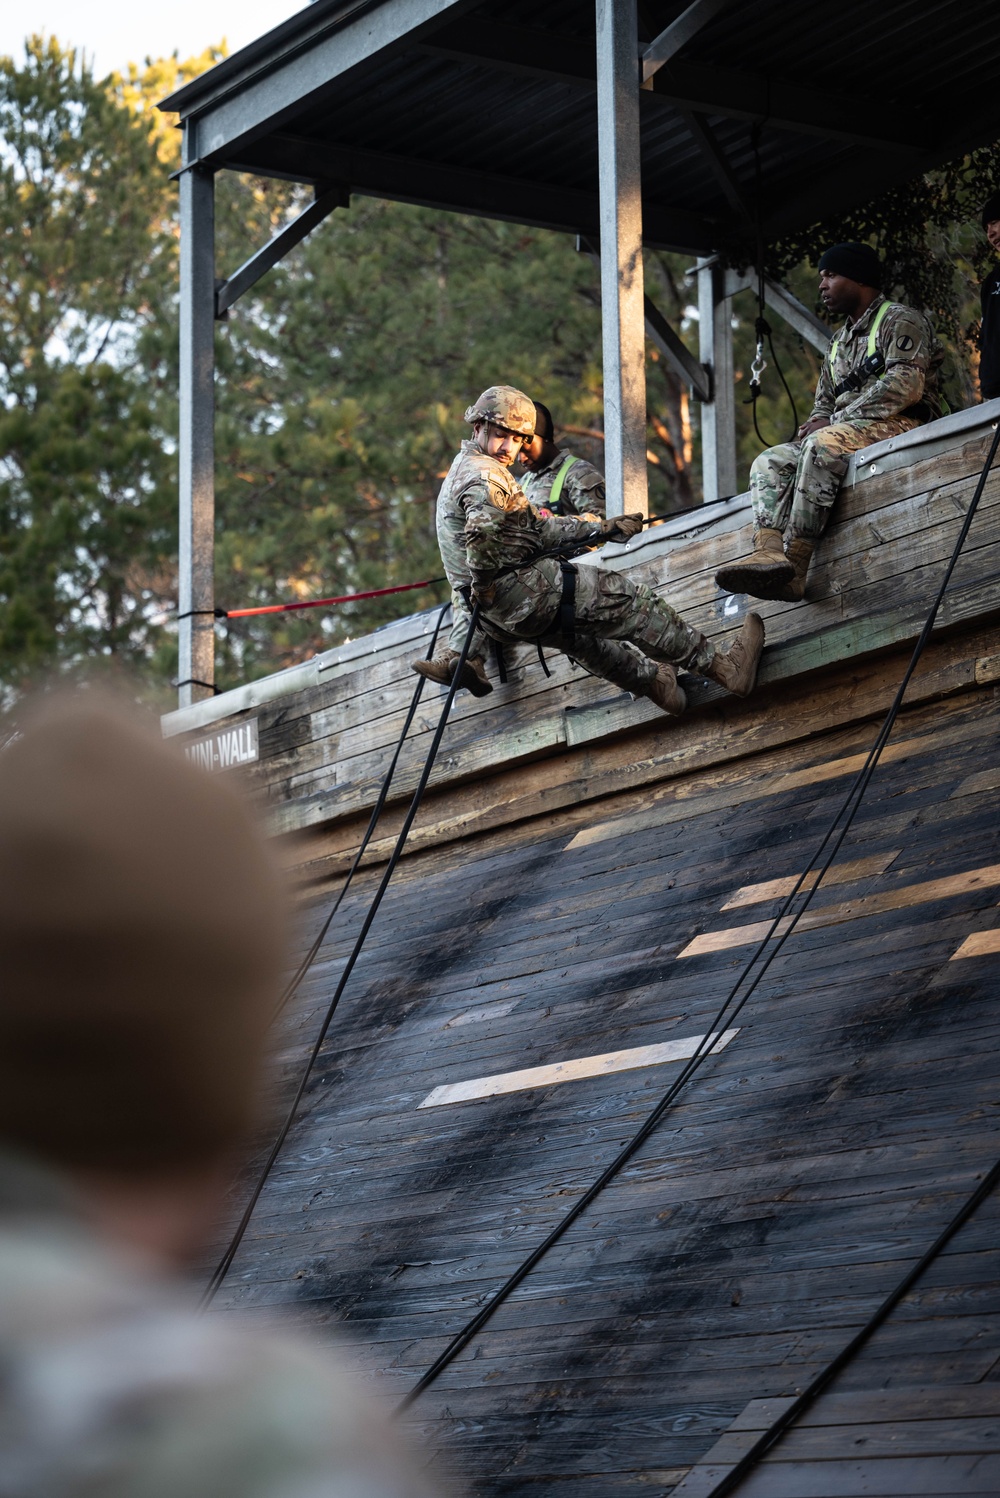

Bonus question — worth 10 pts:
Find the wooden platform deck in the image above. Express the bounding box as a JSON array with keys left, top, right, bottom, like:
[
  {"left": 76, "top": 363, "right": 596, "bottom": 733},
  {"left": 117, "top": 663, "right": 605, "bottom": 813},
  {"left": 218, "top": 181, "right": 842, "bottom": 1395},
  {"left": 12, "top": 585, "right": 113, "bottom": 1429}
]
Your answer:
[{"left": 166, "top": 405, "right": 1000, "bottom": 1496}]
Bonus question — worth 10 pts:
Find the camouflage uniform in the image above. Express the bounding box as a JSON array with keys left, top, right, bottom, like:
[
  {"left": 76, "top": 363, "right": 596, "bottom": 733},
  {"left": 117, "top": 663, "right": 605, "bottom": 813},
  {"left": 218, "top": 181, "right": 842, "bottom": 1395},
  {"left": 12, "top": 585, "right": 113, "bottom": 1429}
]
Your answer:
[
  {"left": 437, "top": 440, "right": 509, "bottom": 660},
  {"left": 438, "top": 441, "right": 715, "bottom": 693},
  {"left": 520, "top": 448, "right": 607, "bottom": 518},
  {"left": 0, "top": 1149, "right": 440, "bottom": 1498},
  {"left": 751, "top": 295, "right": 938, "bottom": 541}
]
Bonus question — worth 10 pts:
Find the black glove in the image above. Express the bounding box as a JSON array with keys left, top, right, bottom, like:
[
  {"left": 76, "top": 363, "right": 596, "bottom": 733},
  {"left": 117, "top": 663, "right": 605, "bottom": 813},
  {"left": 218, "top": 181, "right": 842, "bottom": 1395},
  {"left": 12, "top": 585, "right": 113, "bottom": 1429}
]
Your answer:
[{"left": 599, "top": 512, "right": 645, "bottom": 543}]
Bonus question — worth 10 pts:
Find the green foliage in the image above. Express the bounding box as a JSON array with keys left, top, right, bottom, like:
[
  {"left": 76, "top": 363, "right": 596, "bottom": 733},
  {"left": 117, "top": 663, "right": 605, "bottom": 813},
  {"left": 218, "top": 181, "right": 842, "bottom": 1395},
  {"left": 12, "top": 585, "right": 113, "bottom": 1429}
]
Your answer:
[
  {"left": 0, "top": 362, "right": 171, "bottom": 666},
  {"left": 210, "top": 203, "right": 610, "bottom": 680},
  {"left": 1, "top": 33, "right": 995, "bottom": 698},
  {"left": 761, "top": 148, "right": 1000, "bottom": 410},
  {"left": 0, "top": 36, "right": 179, "bottom": 696}
]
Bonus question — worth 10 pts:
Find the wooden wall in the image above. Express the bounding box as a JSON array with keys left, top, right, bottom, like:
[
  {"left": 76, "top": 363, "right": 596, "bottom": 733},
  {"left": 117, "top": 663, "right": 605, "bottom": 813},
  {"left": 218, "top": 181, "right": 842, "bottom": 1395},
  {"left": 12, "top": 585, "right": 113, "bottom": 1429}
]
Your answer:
[
  {"left": 176, "top": 409, "right": 1000, "bottom": 1494},
  {"left": 217, "top": 674, "right": 1000, "bottom": 1495},
  {"left": 164, "top": 410, "right": 1000, "bottom": 892}
]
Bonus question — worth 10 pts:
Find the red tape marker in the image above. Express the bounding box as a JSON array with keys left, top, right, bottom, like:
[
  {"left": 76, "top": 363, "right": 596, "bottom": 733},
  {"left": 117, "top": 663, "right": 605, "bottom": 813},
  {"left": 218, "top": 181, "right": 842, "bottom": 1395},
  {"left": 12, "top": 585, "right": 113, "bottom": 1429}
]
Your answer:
[{"left": 223, "top": 577, "right": 445, "bottom": 619}]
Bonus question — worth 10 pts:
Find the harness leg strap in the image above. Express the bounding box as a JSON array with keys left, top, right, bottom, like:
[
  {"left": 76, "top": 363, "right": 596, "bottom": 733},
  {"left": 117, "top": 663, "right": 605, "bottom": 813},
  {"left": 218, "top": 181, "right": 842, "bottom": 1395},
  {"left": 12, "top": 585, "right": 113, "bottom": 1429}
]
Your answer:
[{"left": 558, "top": 562, "right": 577, "bottom": 648}]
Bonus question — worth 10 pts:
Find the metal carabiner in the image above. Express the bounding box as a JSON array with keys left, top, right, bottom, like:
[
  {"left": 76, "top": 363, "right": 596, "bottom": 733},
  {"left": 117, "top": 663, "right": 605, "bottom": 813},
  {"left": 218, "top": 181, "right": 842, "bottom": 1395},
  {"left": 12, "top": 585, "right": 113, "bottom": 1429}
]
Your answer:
[{"left": 750, "top": 338, "right": 768, "bottom": 388}]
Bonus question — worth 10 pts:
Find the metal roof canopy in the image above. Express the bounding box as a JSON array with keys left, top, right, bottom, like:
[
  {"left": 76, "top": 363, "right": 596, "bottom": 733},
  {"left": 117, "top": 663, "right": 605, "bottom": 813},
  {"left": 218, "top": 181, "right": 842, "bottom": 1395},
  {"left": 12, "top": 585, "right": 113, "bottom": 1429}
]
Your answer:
[{"left": 161, "top": 0, "right": 1000, "bottom": 705}]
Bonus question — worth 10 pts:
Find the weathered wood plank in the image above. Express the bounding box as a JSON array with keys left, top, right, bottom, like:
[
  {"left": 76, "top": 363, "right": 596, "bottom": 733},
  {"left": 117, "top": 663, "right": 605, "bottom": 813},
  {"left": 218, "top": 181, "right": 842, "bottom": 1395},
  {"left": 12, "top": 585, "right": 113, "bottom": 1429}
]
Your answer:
[
  {"left": 284, "top": 629, "right": 1000, "bottom": 873},
  {"left": 676, "top": 1452, "right": 999, "bottom": 1497}
]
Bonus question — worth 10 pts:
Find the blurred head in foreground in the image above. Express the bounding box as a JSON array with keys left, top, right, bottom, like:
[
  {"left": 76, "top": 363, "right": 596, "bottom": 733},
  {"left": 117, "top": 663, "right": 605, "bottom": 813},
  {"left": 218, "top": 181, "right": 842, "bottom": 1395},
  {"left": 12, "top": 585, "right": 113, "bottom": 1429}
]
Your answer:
[
  {"left": 0, "top": 695, "right": 444, "bottom": 1497},
  {"left": 0, "top": 692, "right": 284, "bottom": 1256},
  {"left": 0, "top": 686, "right": 284, "bottom": 1168}
]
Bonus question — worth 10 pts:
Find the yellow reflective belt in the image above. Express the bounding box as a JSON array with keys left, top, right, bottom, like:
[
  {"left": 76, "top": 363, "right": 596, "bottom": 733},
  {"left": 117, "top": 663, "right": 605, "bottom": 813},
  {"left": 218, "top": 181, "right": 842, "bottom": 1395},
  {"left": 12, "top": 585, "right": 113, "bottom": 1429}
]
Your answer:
[
  {"left": 865, "top": 298, "right": 893, "bottom": 357},
  {"left": 829, "top": 298, "right": 894, "bottom": 371},
  {"left": 547, "top": 453, "right": 579, "bottom": 511}
]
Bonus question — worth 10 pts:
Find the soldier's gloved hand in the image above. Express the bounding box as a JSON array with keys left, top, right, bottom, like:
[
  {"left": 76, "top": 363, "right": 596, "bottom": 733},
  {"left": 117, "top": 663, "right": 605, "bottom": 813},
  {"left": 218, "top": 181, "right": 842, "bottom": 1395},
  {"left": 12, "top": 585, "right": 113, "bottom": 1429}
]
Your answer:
[{"left": 599, "top": 512, "right": 645, "bottom": 543}]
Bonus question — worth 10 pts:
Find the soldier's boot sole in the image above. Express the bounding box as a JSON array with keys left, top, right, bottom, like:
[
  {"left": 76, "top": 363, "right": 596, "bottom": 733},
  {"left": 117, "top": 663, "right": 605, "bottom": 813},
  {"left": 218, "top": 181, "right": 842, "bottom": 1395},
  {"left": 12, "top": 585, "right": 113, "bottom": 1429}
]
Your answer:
[
  {"left": 704, "top": 612, "right": 765, "bottom": 698},
  {"left": 642, "top": 663, "right": 687, "bottom": 716},
  {"left": 715, "top": 526, "right": 793, "bottom": 598},
  {"left": 412, "top": 653, "right": 493, "bottom": 697}
]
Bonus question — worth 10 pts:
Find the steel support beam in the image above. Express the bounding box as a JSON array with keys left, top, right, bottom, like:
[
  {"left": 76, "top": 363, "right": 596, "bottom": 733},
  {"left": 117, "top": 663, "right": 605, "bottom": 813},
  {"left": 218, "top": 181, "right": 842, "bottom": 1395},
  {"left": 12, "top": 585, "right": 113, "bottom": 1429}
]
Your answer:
[
  {"left": 679, "top": 107, "right": 751, "bottom": 221},
  {"left": 580, "top": 234, "right": 711, "bottom": 404},
  {"left": 415, "top": 25, "right": 925, "bottom": 154},
  {"left": 596, "top": 0, "right": 647, "bottom": 519},
  {"left": 644, "top": 295, "right": 712, "bottom": 402},
  {"left": 726, "top": 267, "right": 831, "bottom": 354},
  {"left": 697, "top": 260, "right": 736, "bottom": 504},
  {"left": 642, "top": 0, "right": 729, "bottom": 83},
  {"left": 215, "top": 183, "right": 348, "bottom": 317},
  {"left": 177, "top": 158, "right": 216, "bottom": 707},
  {"left": 648, "top": 59, "right": 925, "bottom": 155},
  {"left": 226, "top": 134, "right": 716, "bottom": 253},
  {"left": 176, "top": 0, "right": 474, "bottom": 166}
]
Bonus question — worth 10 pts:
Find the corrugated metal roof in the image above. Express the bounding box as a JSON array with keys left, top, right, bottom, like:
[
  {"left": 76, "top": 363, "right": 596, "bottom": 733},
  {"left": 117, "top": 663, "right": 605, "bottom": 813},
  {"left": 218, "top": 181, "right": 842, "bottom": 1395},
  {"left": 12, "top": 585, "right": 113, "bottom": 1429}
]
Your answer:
[{"left": 160, "top": 0, "right": 1000, "bottom": 253}]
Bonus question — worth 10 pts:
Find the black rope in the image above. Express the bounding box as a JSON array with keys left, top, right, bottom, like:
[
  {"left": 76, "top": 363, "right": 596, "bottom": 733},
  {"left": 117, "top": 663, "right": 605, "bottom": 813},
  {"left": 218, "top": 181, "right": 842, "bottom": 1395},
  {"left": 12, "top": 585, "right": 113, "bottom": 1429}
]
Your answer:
[
  {"left": 175, "top": 607, "right": 228, "bottom": 622},
  {"left": 701, "top": 1154, "right": 1000, "bottom": 1498},
  {"left": 174, "top": 677, "right": 221, "bottom": 695},
  {"left": 745, "top": 125, "right": 798, "bottom": 446},
  {"left": 396, "top": 419, "right": 1000, "bottom": 1410},
  {"left": 201, "top": 602, "right": 480, "bottom": 1308},
  {"left": 272, "top": 601, "right": 451, "bottom": 1022},
  {"left": 766, "top": 325, "right": 799, "bottom": 440}
]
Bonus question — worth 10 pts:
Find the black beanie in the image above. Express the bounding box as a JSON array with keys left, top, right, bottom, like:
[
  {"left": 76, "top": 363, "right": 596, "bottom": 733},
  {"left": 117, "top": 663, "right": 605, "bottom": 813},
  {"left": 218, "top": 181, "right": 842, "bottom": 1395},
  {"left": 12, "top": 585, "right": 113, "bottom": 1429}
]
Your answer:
[
  {"left": 817, "top": 242, "right": 882, "bottom": 288},
  {"left": 981, "top": 193, "right": 1000, "bottom": 228}
]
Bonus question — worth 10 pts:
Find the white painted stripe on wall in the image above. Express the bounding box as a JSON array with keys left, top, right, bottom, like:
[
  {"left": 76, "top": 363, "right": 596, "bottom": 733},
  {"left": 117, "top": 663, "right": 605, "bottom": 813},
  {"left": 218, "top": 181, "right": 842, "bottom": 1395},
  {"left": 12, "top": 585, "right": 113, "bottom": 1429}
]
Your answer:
[{"left": 418, "top": 1028, "right": 740, "bottom": 1109}]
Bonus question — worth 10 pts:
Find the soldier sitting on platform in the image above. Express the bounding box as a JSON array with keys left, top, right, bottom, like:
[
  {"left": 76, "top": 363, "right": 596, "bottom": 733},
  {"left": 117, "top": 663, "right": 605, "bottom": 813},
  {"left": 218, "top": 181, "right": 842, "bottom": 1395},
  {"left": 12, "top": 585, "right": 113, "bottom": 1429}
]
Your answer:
[
  {"left": 518, "top": 401, "right": 607, "bottom": 518},
  {"left": 716, "top": 242, "right": 940, "bottom": 603},
  {"left": 413, "top": 384, "right": 764, "bottom": 716}
]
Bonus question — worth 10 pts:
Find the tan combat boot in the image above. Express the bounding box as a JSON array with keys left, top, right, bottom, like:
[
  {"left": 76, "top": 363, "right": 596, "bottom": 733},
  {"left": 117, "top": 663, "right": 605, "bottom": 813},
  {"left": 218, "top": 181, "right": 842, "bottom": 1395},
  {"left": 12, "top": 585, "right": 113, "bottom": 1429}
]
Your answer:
[
  {"left": 641, "top": 663, "right": 687, "bottom": 716},
  {"left": 412, "top": 651, "right": 493, "bottom": 697},
  {"left": 771, "top": 538, "right": 814, "bottom": 603},
  {"left": 714, "top": 527, "right": 794, "bottom": 599},
  {"left": 703, "top": 612, "right": 765, "bottom": 698}
]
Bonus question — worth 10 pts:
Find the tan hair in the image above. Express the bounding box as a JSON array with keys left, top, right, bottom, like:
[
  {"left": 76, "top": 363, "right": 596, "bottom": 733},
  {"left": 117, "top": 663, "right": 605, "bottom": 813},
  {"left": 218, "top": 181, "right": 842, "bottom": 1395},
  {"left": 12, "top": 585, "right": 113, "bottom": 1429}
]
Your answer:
[{"left": 0, "top": 695, "right": 285, "bottom": 1173}]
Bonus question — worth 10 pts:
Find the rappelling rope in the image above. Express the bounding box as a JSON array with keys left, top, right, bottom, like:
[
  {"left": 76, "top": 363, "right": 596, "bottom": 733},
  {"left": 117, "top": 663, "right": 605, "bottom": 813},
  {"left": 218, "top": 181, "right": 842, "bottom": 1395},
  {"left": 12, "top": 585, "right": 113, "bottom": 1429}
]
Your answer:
[
  {"left": 745, "top": 125, "right": 799, "bottom": 448},
  {"left": 396, "top": 419, "right": 1000, "bottom": 1410},
  {"left": 700, "top": 1154, "right": 1000, "bottom": 1498},
  {"left": 272, "top": 601, "right": 451, "bottom": 1023},
  {"left": 201, "top": 602, "right": 481, "bottom": 1308}
]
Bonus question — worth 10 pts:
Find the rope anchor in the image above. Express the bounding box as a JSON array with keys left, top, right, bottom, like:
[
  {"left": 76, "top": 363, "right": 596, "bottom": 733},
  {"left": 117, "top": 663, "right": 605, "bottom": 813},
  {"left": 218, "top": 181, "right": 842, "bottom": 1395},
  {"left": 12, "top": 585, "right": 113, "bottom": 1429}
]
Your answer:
[{"left": 748, "top": 320, "right": 768, "bottom": 400}]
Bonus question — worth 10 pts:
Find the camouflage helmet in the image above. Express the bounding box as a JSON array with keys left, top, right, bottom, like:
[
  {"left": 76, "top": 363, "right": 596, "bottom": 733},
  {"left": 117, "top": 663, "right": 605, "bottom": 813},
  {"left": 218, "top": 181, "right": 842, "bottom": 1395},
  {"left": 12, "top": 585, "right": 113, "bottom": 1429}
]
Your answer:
[{"left": 463, "top": 385, "right": 536, "bottom": 436}]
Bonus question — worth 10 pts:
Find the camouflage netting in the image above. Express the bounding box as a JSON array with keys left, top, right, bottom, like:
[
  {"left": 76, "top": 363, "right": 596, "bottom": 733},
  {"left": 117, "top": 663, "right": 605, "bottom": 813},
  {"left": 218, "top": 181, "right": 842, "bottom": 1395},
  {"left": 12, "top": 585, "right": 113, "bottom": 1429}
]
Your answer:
[{"left": 724, "top": 142, "right": 1000, "bottom": 401}]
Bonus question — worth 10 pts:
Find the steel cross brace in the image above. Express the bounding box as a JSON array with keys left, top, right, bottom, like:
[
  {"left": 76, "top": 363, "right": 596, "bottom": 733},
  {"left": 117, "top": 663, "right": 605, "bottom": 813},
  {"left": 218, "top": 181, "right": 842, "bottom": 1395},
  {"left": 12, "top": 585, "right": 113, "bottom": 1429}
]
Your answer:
[
  {"left": 579, "top": 236, "right": 711, "bottom": 402},
  {"left": 214, "top": 182, "right": 348, "bottom": 318}
]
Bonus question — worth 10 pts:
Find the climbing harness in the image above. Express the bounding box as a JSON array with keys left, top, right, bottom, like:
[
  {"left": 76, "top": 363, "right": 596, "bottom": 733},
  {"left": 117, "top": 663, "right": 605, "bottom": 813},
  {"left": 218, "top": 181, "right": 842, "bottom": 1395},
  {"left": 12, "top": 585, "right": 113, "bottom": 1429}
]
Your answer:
[
  {"left": 555, "top": 561, "right": 577, "bottom": 647},
  {"left": 396, "top": 418, "right": 1000, "bottom": 1410},
  {"left": 829, "top": 297, "right": 892, "bottom": 398},
  {"left": 546, "top": 452, "right": 579, "bottom": 514}
]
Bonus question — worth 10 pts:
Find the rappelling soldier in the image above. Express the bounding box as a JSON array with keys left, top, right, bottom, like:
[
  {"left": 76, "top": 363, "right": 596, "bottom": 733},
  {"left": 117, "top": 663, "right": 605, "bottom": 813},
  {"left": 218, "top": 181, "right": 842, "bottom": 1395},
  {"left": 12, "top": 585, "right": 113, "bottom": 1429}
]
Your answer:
[
  {"left": 413, "top": 385, "right": 764, "bottom": 715},
  {"left": 715, "top": 242, "right": 941, "bottom": 603},
  {"left": 519, "top": 401, "right": 607, "bottom": 518}
]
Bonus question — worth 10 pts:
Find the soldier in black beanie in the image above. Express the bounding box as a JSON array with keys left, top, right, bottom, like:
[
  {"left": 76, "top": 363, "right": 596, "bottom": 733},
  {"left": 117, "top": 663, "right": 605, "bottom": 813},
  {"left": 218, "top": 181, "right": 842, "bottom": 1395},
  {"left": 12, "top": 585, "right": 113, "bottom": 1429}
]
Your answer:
[
  {"left": 716, "top": 241, "right": 941, "bottom": 603},
  {"left": 979, "top": 193, "right": 1000, "bottom": 402}
]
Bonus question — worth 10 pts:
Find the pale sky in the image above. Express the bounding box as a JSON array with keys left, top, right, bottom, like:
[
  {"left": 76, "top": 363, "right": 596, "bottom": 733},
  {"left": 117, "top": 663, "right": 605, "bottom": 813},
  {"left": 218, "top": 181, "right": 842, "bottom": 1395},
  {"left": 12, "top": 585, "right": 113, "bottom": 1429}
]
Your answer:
[{"left": 1, "top": 0, "right": 308, "bottom": 78}]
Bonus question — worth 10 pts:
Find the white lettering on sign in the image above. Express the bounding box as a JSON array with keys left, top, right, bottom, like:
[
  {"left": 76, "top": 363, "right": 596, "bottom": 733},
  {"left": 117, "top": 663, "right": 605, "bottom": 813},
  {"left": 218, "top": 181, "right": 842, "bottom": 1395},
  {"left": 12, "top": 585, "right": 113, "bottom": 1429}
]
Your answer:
[{"left": 184, "top": 718, "right": 259, "bottom": 773}]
